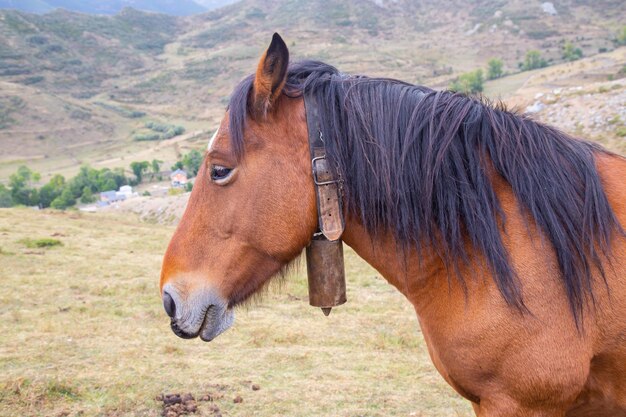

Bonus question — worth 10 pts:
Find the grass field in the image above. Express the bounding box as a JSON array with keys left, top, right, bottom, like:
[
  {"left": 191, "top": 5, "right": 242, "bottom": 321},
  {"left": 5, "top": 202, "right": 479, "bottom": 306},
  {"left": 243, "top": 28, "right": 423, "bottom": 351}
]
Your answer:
[{"left": 0, "top": 208, "right": 472, "bottom": 417}]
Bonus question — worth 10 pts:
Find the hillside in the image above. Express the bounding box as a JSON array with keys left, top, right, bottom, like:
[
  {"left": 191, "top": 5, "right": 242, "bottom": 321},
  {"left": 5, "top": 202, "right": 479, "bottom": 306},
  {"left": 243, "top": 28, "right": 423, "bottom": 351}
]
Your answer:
[
  {"left": 485, "top": 47, "right": 626, "bottom": 153},
  {"left": 0, "top": 0, "right": 624, "bottom": 180}
]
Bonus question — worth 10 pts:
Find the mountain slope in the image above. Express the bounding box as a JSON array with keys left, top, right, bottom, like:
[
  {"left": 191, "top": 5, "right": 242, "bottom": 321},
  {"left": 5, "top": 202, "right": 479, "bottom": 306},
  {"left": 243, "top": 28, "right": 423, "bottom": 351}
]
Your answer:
[{"left": 0, "top": 0, "right": 624, "bottom": 180}]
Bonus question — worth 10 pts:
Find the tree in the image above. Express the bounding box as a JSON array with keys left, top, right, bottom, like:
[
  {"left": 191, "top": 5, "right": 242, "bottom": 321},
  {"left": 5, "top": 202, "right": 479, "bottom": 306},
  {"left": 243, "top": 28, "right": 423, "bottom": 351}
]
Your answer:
[
  {"left": 80, "top": 187, "right": 95, "bottom": 204},
  {"left": 38, "top": 174, "right": 66, "bottom": 208},
  {"left": 96, "top": 168, "right": 127, "bottom": 191},
  {"left": 521, "top": 50, "right": 547, "bottom": 71},
  {"left": 50, "top": 187, "right": 76, "bottom": 210},
  {"left": 182, "top": 150, "right": 203, "bottom": 177},
  {"left": 98, "top": 176, "right": 117, "bottom": 192},
  {"left": 171, "top": 161, "right": 184, "bottom": 171},
  {"left": 130, "top": 161, "right": 150, "bottom": 183},
  {"left": 69, "top": 166, "right": 98, "bottom": 197},
  {"left": 449, "top": 69, "right": 484, "bottom": 94},
  {"left": 2, "top": 164, "right": 129, "bottom": 211},
  {"left": 9, "top": 166, "right": 41, "bottom": 206},
  {"left": 487, "top": 58, "right": 504, "bottom": 80},
  {"left": 151, "top": 159, "right": 163, "bottom": 174},
  {"left": 562, "top": 42, "right": 583, "bottom": 61},
  {"left": 0, "top": 184, "right": 13, "bottom": 208}
]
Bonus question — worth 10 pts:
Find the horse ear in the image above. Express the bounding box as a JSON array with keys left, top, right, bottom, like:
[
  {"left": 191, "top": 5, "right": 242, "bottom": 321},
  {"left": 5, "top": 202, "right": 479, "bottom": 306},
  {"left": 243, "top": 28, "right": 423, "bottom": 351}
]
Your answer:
[{"left": 252, "top": 33, "right": 289, "bottom": 118}]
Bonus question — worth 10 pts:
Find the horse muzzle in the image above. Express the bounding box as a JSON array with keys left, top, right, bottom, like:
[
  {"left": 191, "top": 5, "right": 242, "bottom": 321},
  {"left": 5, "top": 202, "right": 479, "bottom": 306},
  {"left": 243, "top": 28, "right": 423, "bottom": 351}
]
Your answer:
[{"left": 162, "top": 283, "right": 234, "bottom": 342}]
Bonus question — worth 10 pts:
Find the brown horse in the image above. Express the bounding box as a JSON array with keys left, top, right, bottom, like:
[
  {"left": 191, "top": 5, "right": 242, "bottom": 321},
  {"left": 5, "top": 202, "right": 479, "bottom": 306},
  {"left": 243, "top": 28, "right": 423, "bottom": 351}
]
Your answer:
[{"left": 160, "top": 34, "right": 626, "bottom": 416}]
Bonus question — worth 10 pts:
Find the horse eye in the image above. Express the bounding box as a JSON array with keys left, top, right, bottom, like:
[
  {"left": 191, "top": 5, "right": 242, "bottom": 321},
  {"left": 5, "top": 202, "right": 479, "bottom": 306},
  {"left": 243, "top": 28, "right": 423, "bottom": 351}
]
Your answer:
[{"left": 210, "top": 165, "right": 233, "bottom": 182}]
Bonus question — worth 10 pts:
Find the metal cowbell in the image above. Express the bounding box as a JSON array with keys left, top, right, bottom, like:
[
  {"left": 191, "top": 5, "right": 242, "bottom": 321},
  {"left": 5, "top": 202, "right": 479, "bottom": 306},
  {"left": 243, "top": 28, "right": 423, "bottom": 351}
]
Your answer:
[{"left": 306, "top": 235, "right": 347, "bottom": 316}]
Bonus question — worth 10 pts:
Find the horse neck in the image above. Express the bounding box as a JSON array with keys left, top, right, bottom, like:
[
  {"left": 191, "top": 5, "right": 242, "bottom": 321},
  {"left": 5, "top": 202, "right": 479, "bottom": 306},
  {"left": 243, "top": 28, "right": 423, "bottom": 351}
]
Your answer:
[{"left": 341, "top": 213, "right": 457, "bottom": 312}]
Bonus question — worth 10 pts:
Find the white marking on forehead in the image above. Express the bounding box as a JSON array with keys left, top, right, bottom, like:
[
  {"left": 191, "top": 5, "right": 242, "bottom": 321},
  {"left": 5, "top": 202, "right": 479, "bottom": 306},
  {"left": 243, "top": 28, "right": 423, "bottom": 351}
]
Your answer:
[{"left": 207, "top": 127, "right": 219, "bottom": 151}]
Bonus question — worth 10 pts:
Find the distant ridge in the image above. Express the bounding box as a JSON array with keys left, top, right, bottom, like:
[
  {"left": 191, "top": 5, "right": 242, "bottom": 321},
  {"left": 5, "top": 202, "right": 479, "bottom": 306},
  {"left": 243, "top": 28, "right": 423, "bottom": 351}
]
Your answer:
[
  {"left": 0, "top": 0, "right": 211, "bottom": 16},
  {"left": 0, "top": 0, "right": 623, "bottom": 181}
]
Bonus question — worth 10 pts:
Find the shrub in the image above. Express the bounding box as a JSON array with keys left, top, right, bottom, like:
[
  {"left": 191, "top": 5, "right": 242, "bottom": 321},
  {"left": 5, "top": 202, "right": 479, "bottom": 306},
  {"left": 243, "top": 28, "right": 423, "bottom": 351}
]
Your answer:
[
  {"left": 27, "top": 35, "right": 48, "bottom": 45},
  {"left": 168, "top": 188, "right": 184, "bottom": 196},
  {"left": 144, "top": 121, "right": 169, "bottom": 132},
  {"left": 163, "top": 126, "right": 185, "bottom": 139},
  {"left": 616, "top": 26, "right": 626, "bottom": 46},
  {"left": 69, "top": 109, "right": 91, "bottom": 120},
  {"left": 562, "top": 42, "right": 583, "bottom": 62},
  {"left": 487, "top": 58, "right": 504, "bottom": 80},
  {"left": 133, "top": 133, "right": 161, "bottom": 141},
  {"left": 521, "top": 50, "right": 548, "bottom": 71},
  {"left": 140, "top": 121, "right": 185, "bottom": 140},
  {"left": 449, "top": 69, "right": 484, "bottom": 94},
  {"left": 20, "top": 76, "right": 45, "bottom": 85}
]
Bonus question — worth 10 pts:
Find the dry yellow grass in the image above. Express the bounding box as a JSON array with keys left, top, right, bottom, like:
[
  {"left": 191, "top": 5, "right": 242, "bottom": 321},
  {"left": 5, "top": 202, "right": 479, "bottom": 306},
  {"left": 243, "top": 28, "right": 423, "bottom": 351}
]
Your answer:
[{"left": 0, "top": 208, "right": 471, "bottom": 417}]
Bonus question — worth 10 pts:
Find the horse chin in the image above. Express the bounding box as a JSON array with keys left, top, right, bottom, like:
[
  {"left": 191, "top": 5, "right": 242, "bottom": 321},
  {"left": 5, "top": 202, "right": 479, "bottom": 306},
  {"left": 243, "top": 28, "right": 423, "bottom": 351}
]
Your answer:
[{"left": 199, "top": 306, "right": 235, "bottom": 342}]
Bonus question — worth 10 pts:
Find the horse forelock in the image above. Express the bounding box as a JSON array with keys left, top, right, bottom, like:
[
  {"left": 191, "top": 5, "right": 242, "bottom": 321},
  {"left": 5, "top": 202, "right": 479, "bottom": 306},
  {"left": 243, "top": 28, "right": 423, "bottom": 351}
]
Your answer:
[{"left": 227, "top": 59, "right": 623, "bottom": 326}]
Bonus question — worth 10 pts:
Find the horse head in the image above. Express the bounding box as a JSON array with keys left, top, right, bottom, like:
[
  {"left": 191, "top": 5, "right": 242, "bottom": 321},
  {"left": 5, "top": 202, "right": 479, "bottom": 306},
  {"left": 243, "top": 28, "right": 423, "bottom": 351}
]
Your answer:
[{"left": 159, "top": 34, "right": 316, "bottom": 341}]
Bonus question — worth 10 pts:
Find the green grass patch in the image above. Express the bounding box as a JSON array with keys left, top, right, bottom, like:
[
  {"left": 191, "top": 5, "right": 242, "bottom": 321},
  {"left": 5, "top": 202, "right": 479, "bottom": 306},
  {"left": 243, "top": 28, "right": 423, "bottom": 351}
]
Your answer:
[
  {"left": 44, "top": 379, "right": 81, "bottom": 401},
  {"left": 19, "top": 237, "right": 63, "bottom": 248}
]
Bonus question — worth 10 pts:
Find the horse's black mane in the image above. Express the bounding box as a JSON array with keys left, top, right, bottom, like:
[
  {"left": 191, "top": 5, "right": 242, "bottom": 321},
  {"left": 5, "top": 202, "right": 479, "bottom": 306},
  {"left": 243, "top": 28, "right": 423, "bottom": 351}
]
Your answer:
[{"left": 228, "top": 60, "right": 622, "bottom": 324}]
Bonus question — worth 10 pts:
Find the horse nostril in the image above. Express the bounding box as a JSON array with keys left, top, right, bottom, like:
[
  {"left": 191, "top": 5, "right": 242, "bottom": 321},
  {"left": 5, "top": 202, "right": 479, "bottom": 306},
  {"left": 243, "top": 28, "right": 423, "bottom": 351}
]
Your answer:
[{"left": 163, "top": 291, "right": 176, "bottom": 318}]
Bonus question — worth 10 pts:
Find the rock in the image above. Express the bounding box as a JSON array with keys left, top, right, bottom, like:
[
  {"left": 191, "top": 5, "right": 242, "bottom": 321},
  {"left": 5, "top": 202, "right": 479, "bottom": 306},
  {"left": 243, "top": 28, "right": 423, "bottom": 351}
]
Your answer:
[
  {"left": 233, "top": 395, "right": 243, "bottom": 403},
  {"left": 465, "top": 23, "right": 482, "bottom": 36},
  {"left": 526, "top": 101, "right": 546, "bottom": 114},
  {"left": 251, "top": 384, "right": 260, "bottom": 391},
  {"left": 541, "top": 2, "right": 557, "bottom": 15}
]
